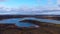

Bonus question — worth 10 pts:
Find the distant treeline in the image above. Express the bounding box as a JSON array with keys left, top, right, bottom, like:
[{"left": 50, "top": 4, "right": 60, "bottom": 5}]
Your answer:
[
  {"left": 0, "top": 15, "right": 49, "bottom": 18},
  {"left": 0, "top": 15, "right": 60, "bottom": 20}
]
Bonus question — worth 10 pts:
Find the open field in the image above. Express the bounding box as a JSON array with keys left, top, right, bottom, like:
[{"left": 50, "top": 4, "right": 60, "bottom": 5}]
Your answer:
[
  {"left": 0, "top": 23, "right": 60, "bottom": 34},
  {"left": 0, "top": 15, "right": 60, "bottom": 34}
]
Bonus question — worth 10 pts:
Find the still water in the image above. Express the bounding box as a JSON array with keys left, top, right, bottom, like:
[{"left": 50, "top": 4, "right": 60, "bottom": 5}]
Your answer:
[
  {"left": 0, "top": 18, "right": 60, "bottom": 27},
  {"left": 0, "top": 18, "right": 39, "bottom": 27}
]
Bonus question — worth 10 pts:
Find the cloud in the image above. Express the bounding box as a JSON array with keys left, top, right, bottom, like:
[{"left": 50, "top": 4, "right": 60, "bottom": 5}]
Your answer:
[
  {"left": 0, "top": 4, "right": 60, "bottom": 15},
  {"left": 0, "top": 0, "right": 6, "bottom": 2},
  {"left": 57, "top": 0, "right": 60, "bottom": 4}
]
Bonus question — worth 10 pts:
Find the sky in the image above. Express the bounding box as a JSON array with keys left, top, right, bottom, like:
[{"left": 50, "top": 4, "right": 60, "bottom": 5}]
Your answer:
[
  {"left": 0, "top": 0, "right": 60, "bottom": 15},
  {"left": 0, "top": 0, "right": 57, "bottom": 8}
]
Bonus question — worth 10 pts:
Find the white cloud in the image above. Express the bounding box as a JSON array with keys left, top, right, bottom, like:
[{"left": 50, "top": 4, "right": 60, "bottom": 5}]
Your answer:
[
  {"left": 0, "top": 0, "right": 6, "bottom": 2},
  {"left": 57, "top": 0, "right": 60, "bottom": 4},
  {"left": 0, "top": 5, "right": 60, "bottom": 15},
  {"left": 0, "top": 2, "right": 60, "bottom": 15}
]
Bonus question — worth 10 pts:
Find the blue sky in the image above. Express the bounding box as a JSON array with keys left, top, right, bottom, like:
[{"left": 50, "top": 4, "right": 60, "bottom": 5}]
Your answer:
[
  {"left": 0, "top": 0, "right": 60, "bottom": 15},
  {"left": 0, "top": 0, "right": 39, "bottom": 8},
  {"left": 0, "top": 0, "right": 57, "bottom": 8}
]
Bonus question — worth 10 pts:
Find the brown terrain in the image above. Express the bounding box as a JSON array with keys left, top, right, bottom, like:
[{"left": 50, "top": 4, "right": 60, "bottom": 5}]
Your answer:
[{"left": 0, "top": 15, "right": 60, "bottom": 34}]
